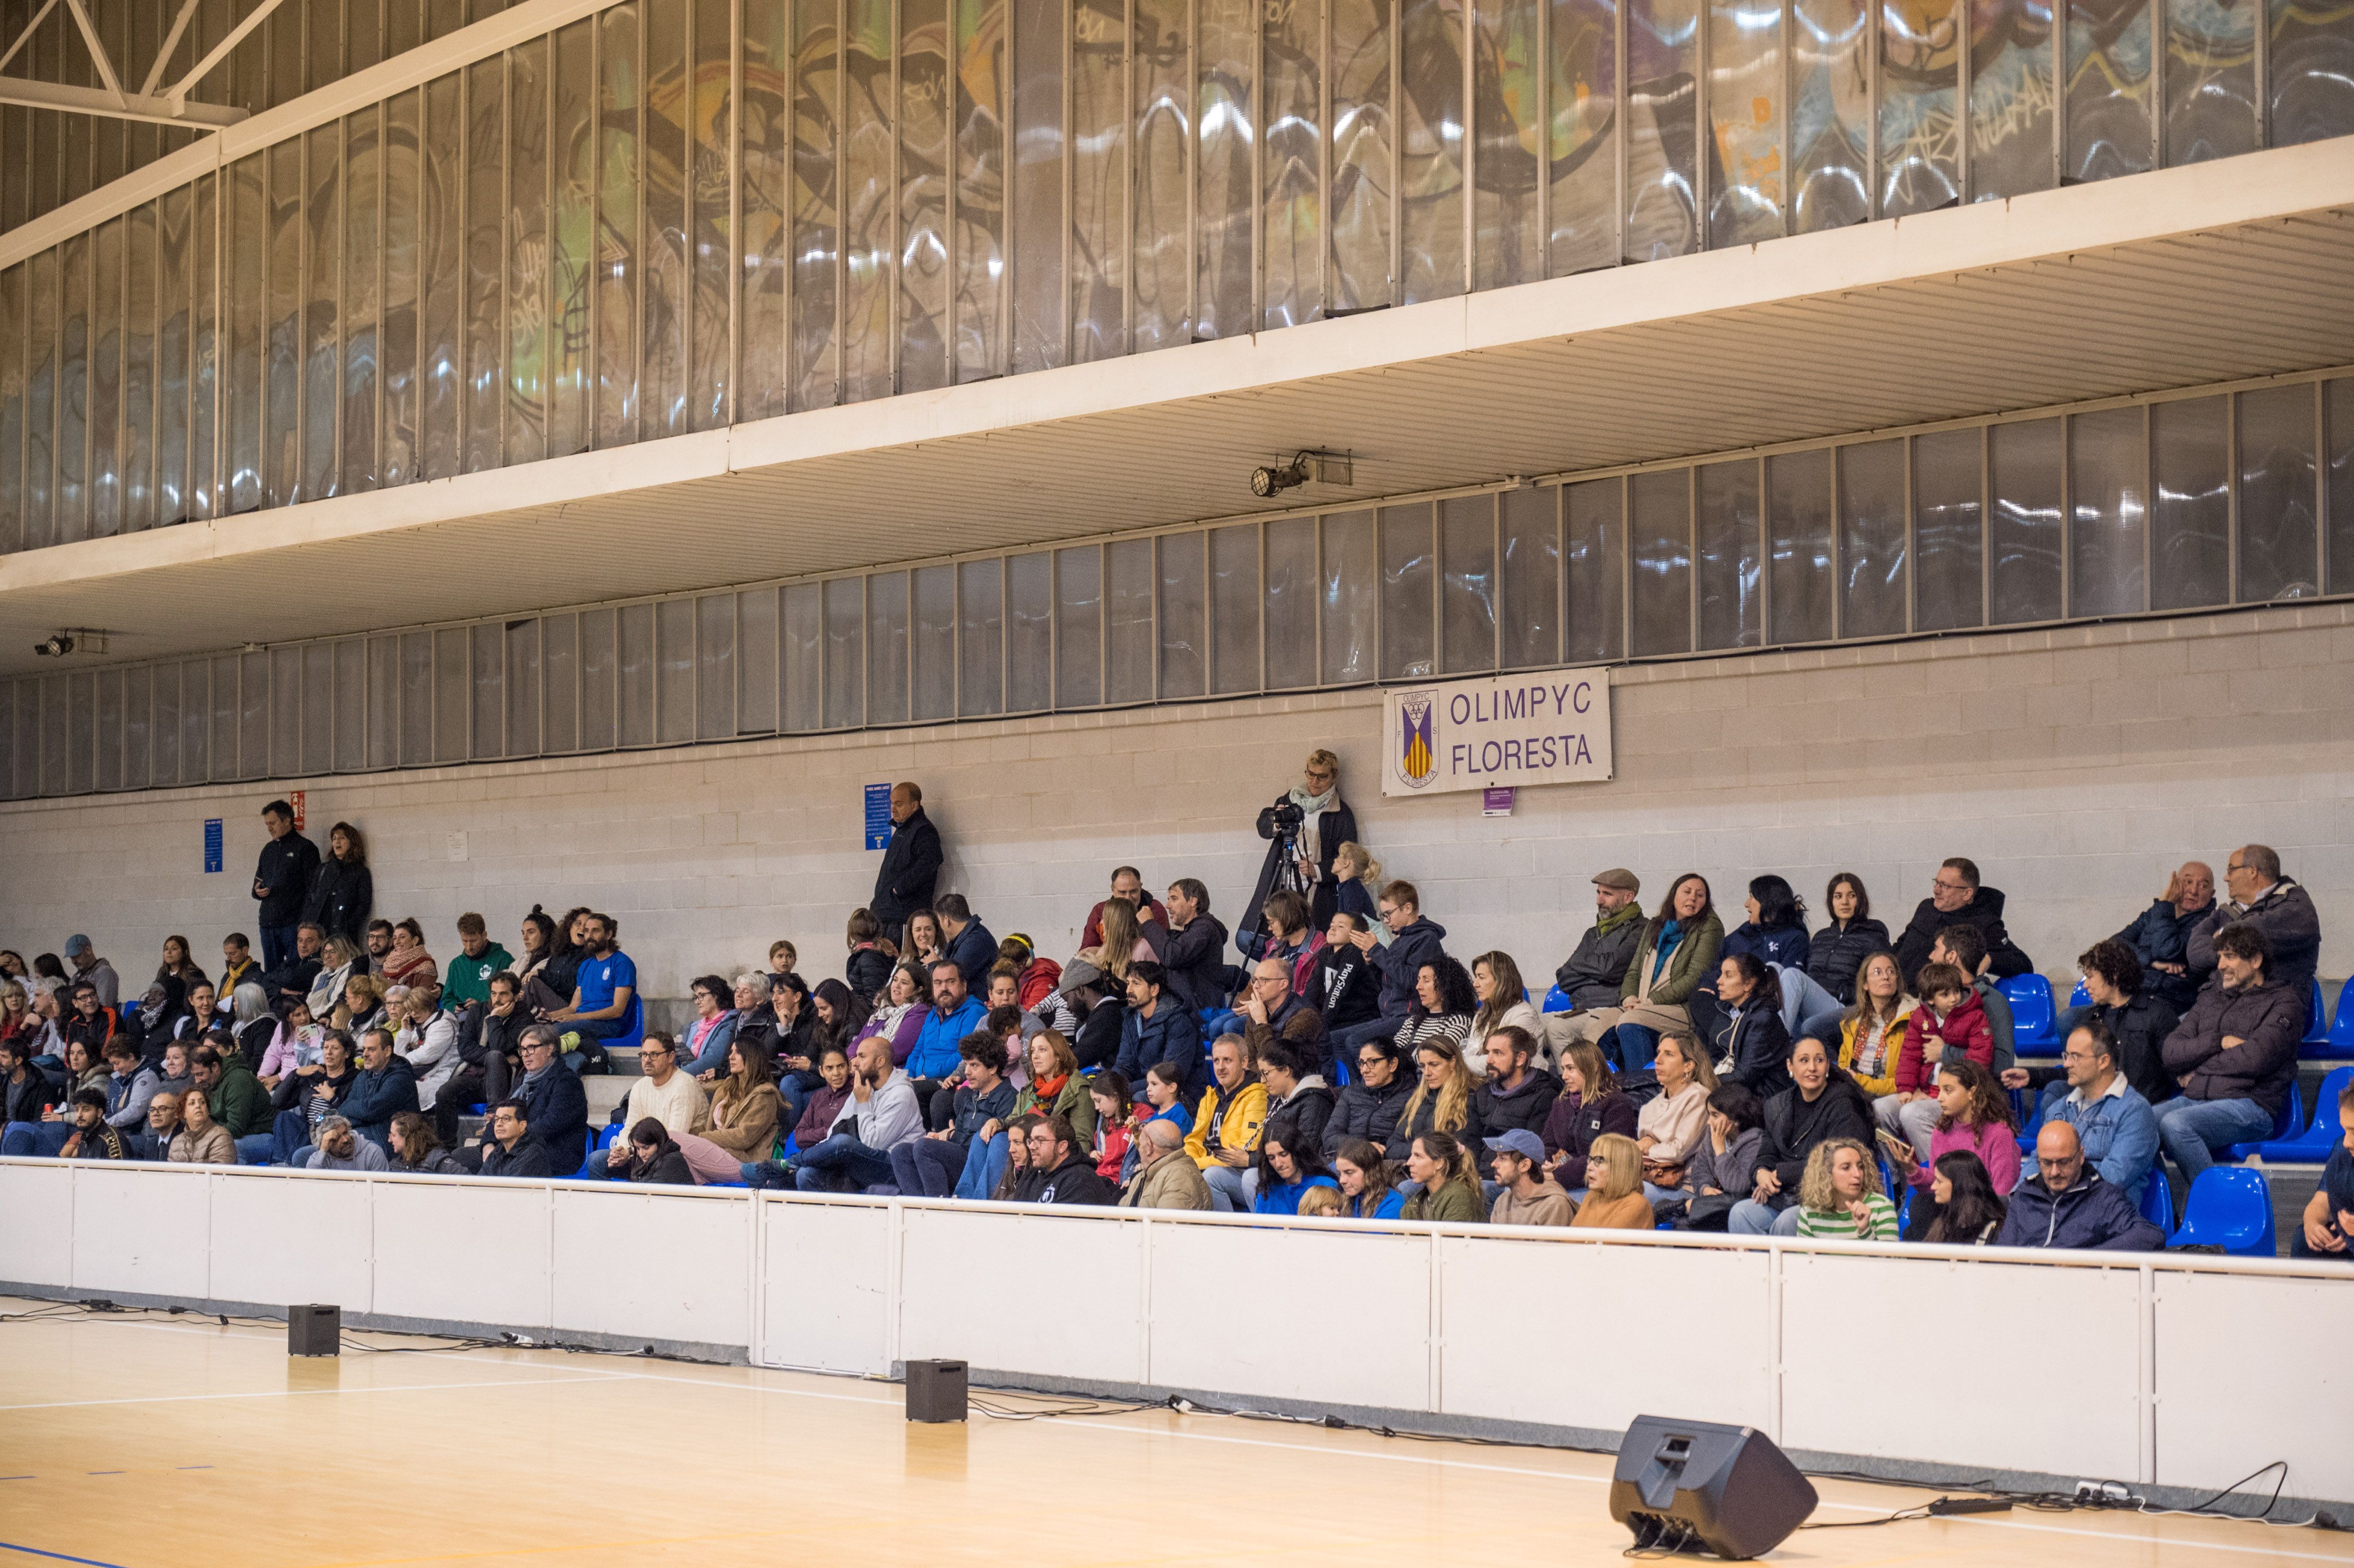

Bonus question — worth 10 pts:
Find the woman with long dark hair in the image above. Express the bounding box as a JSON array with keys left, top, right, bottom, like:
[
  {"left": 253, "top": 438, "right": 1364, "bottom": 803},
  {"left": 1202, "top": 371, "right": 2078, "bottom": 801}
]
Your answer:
[
  {"left": 304, "top": 822, "right": 374, "bottom": 947},
  {"left": 1391, "top": 956, "right": 1477, "bottom": 1056},
  {"left": 1808, "top": 872, "right": 1889, "bottom": 1005},
  {"left": 1597, "top": 872, "right": 1724, "bottom": 1071},
  {"left": 1912, "top": 1149, "right": 2008, "bottom": 1244}
]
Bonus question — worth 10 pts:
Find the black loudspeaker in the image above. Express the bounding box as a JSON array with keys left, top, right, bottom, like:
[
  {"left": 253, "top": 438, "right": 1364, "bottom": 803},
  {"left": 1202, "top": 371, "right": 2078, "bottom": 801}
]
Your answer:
[
  {"left": 1608, "top": 1415, "right": 1817, "bottom": 1560},
  {"left": 287, "top": 1303, "right": 342, "bottom": 1358},
  {"left": 904, "top": 1360, "right": 967, "bottom": 1423}
]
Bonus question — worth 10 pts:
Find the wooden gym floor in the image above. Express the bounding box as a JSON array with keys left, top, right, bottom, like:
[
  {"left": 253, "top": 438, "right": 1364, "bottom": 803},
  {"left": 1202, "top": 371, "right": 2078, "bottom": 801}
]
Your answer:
[{"left": 1, "top": 1296, "right": 2347, "bottom": 1568}]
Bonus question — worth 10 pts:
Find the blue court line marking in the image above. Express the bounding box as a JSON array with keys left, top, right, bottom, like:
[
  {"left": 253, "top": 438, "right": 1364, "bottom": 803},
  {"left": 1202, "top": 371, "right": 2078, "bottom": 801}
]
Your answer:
[
  {"left": 0, "top": 1543, "right": 135, "bottom": 1568},
  {"left": 172, "top": 1466, "right": 211, "bottom": 1471}
]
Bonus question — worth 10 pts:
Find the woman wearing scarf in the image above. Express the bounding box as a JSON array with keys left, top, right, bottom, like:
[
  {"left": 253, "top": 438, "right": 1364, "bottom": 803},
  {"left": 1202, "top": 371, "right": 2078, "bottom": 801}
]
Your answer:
[
  {"left": 1240, "top": 749, "right": 1359, "bottom": 945},
  {"left": 1588, "top": 873, "right": 1725, "bottom": 1073},
  {"left": 130, "top": 975, "right": 190, "bottom": 1064}
]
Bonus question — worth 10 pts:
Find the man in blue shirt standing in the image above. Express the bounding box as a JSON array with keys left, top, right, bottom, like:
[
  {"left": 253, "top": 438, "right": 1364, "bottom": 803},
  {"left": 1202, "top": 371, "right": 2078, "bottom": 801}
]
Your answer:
[{"left": 551, "top": 913, "right": 643, "bottom": 1068}]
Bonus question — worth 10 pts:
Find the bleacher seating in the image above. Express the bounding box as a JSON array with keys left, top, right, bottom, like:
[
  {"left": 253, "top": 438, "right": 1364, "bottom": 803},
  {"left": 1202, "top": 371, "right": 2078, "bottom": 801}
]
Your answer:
[
  {"left": 1541, "top": 984, "right": 1573, "bottom": 1015},
  {"left": 2167, "top": 1167, "right": 2275, "bottom": 1257},
  {"left": 1999, "top": 974, "right": 2057, "bottom": 1054},
  {"left": 2309, "top": 978, "right": 2349, "bottom": 1059},
  {"left": 2226, "top": 1082, "right": 2301, "bottom": 1162},
  {"left": 2256, "top": 1066, "right": 2352, "bottom": 1162}
]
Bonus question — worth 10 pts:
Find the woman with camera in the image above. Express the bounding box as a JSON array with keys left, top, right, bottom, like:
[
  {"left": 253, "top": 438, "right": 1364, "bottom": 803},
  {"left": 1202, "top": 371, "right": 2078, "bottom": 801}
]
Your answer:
[{"left": 1241, "top": 749, "right": 1359, "bottom": 945}]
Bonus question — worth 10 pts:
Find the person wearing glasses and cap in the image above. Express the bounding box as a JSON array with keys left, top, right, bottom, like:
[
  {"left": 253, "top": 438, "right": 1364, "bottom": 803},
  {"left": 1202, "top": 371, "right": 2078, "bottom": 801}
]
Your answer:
[{"left": 1544, "top": 869, "right": 1648, "bottom": 1058}]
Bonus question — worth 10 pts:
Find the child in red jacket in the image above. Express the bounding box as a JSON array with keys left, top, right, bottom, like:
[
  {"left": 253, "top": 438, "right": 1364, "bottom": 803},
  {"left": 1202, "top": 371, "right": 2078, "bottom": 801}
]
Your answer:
[{"left": 1894, "top": 963, "right": 1994, "bottom": 1093}]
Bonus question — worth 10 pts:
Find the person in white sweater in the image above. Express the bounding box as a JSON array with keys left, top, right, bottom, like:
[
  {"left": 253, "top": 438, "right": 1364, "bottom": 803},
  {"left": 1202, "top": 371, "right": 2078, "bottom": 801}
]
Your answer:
[
  {"left": 589, "top": 1033, "right": 711, "bottom": 1178},
  {"left": 388, "top": 985, "right": 460, "bottom": 1108},
  {"left": 1637, "top": 1029, "right": 1717, "bottom": 1214}
]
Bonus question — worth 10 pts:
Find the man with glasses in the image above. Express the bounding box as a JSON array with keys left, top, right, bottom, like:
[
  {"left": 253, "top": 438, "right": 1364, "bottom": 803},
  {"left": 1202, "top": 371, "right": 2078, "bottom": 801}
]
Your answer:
[
  {"left": 1239, "top": 956, "right": 1327, "bottom": 1074},
  {"left": 1995, "top": 1121, "right": 2164, "bottom": 1250},
  {"left": 2188, "top": 844, "right": 2321, "bottom": 1011},
  {"left": 2038, "top": 1022, "right": 2162, "bottom": 1210},
  {"left": 586, "top": 1031, "right": 710, "bottom": 1178},
  {"left": 506, "top": 1024, "right": 590, "bottom": 1171},
  {"left": 1892, "top": 857, "right": 2032, "bottom": 992}
]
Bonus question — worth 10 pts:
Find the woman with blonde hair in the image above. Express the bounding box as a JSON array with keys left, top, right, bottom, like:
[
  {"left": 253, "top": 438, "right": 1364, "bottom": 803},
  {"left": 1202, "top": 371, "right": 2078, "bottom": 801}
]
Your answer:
[
  {"left": 1836, "top": 949, "right": 1914, "bottom": 1101},
  {"left": 1244, "top": 750, "right": 1362, "bottom": 939},
  {"left": 307, "top": 935, "right": 363, "bottom": 1020},
  {"left": 1398, "top": 1130, "right": 1483, "bottom": 1222},
  {"left": 1637, "top": 1030, "right": 1718, "bottom": 1206},
  {"left": 332, "top": 973, "right": 385, "bottom": 1036},
  {"left": 1570, "top": 1134, "right": 1654, "bottom": 1229},
  {"left": 1086, "top": 897, "right": 1156, "bottom": 982},
  {"left": 1792, "top": 1136, "right": 1901, "bottom": 1240},
  {"left": 1385, "top": 1036, "right": 1480, "bottom": 1163},
  {"left": 1330, "top": 841, "right": 1381, "bottom": 926}
]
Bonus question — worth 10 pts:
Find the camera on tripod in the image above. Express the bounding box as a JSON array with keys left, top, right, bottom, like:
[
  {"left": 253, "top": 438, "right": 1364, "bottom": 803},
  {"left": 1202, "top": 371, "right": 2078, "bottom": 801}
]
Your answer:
[{"left": 1257, "top": 800, "right": 1305, "bottom": 841}]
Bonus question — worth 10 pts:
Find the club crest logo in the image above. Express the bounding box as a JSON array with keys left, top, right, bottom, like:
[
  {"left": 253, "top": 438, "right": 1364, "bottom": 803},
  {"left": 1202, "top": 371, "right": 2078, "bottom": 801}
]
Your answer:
[{"left": 1398, "top": 693, "right": 1436, "bottom": 789}]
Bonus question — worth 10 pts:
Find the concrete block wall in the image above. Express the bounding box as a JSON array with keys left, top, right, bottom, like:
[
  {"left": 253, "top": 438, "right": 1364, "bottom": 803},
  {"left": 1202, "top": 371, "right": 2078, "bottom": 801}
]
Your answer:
[{"left": 2, "top": 602, "right": 2347, "bottom": 1008}]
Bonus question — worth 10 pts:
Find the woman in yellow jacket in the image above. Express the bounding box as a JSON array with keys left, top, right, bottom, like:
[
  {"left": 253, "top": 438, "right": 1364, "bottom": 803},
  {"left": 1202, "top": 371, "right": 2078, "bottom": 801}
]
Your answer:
[
  {"left": 1185, "top": 1035, "right": 1268, "bottom": 1212},
  {"left": 1835, "top": 950, "right": 1915, "bottom": 1100}
]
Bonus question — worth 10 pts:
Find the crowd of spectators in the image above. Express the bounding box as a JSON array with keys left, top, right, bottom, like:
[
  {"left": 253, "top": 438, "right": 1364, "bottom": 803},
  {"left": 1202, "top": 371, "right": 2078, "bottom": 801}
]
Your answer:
[{"left": 2, "top": 773, "right": 2348, "bottom": 1264}]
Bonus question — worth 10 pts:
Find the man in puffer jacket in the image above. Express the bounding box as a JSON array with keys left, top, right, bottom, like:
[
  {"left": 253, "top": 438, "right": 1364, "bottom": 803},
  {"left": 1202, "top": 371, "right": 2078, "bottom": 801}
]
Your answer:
[
  {"left": 1996, "top": 1122, "right": 2164, "bottom": 1250},
  {"left": 1331, "top": 881, "right": 1448, "bottom": 1059},
  {"left": 2187, "top": 845, "right": 2322, "bottom": 1009}
]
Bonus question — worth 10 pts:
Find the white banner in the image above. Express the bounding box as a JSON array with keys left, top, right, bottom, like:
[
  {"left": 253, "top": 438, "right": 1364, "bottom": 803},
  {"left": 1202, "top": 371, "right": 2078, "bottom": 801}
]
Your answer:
[{"left": 1380, "top": 670, "right": 1614, "bottom": 796}]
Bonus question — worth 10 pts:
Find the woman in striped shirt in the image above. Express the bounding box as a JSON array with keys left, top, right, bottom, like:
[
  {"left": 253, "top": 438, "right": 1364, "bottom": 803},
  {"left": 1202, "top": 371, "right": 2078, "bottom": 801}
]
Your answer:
[{"left": 1790, "top": 1136, "right": 1901, "bottom": 1240}]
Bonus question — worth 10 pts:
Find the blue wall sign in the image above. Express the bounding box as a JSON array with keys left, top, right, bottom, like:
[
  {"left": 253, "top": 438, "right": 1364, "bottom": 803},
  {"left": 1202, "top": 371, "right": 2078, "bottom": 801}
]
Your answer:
[
  {"left": 203, "top": 818, "right": 224, "bottom": 873},
  {"left": 864, "top": 783, "right": 894, "bottom": 851}
]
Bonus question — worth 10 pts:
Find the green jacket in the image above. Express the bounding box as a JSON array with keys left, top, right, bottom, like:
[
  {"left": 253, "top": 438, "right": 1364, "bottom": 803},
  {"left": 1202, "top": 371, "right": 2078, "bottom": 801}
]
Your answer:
[
  {"left": 1401, "top": 1179, "right": 1483, "bottom": 1224},
  {"left": 443, "top": 943, "right": 515, "bottom": 1010},
  {"left": 1013, "top": 1073, "right": 1097, "bottom": 1153},
  {"left": 208, "top": 1060, "right": 274, "bottom": 1139},
  {"left": 1618, "top": 911, "right": 1725, "bottom": 1008}
]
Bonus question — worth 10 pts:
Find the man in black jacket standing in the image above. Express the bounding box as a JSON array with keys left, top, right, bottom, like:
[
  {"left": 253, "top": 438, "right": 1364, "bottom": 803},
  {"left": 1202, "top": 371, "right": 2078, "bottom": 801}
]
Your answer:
[
  {"left": 252, "top": 800, "right": 322, "bottom": 976},
  {"left": 871, "top": 782, "right": 944, "bottom": 948}
]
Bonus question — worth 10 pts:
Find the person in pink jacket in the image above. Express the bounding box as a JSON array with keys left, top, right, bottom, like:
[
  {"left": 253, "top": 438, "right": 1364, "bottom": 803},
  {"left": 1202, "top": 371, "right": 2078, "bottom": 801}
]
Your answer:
[{"left": 1886, "top": 1059, "right": 2021, "bottom": 1197}]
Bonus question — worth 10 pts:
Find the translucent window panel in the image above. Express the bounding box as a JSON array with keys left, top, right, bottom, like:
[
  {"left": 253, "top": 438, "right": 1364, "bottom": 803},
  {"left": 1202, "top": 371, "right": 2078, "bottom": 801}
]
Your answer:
[
  {"left": 464, "top": 58, "right": 506, "bottom": 471},
  {"left": 788, "top": 0, "right": 837, "bottom": 412},
  {"left": 956, "top": 0, "right": 1010, "bottom": 376},
  {"left": 598, "top": 2, "right": 643, "bottom": 438},
  {"left": 687, "top": 0, "right": 731, "bottom": 428},
  {"left": 1709, "top": 0, "right": 1784, "bottom": 244},
  {"left": 67, "top": 672, "right": 93, "bottom": 795},
  {"left": 1006, "top": 552, "right": 1053, "bottom": 712},
  {"left": 2146, "top": 397, "right": 2230, "bottom": 610},
  {"left": 1379, "top": 503, "right": 1438, "bottom": 679},
  {"left": 40, "top": 675, "right": 66, "bottom": 795},
  {"left": 1157, "top": 533, "right": 1207, "bottom": 699},
  {"left": 899, "top": 0, "right": 953, "bottom": 390},
  {"left": 274, "top": 646, "right": 305, "bottom": 776},
  {"left": 95, "top": 670, "right": 121, "bottom": 791},
  {"left": 507, "top": 37, "right": 550, "bottom": 464},
  {"left": 23, "top": 251, "right": 54, "bottom": 549},
  {"left": 619, "top": 602, "right": 658, "bottom": 746},
  {"left": 215, "top": 652, "right": 244, "bottom": 780},
  {"left": 1879, "top": 0, "right": 1961, "bottom": 215},
  {"left": 123, "top": 205, "right": 156, "bottom": 533},
  {"left": 1497, "top": 486, "right": 1561, "bottom": 667},
  {"left": 551, "top": 19, "right": 597, "bottom": 446},
  {"left": 2236, "top": 384, "right": 2320, "bottom": 601},
  {"left": 1989, "top": 417, "right": 2065, "bottom": 623},
  {"left": 1439, "top": 495, "right": 1499, "bottom": 673},
  {"left": 383, "top": 90, "right": 421, "bottom": 487},
  {"left": 1263, "top": 517, "right": 1319, "bottom": 688},
  {"left": 1473, "top": 0, "right": 1542, "bottom": 291},
  {"left": 1055, "top": 547, "right": 1104, "bottom": 705},
  {"left": 869, "top": 569, "right": 914, "bottom": 725},
  {"left": 0, "top": 684, "right": 16, "bottom": 800},
  {"left": 581, "top": 607, "right": 617, "bottom": 750},
  {"left": 839, "top": 0, "right": 894, "bottom": 402},
  {"left": 1629, "top": 472, "right": 1694, "bottom": 656},
  {"left": 1912, "top": 427, "right": 1984, "bottom": 630},
  {"left": 1625, "top": 0, "right": 1699, "bottom": 261},
  {"left": 1767, "top": 449, "right": 1833, "bottom": 643},
  {"left": 2332, "top": 382, "right": 2354, "bottom": 597},
  {"left": 14, "top": 678, "right": 39, "bottom": 798},
  {"left": 1791, "top": 0, "right": 1869, "bottom": 231},
  {"left": 1322, "top": 509, "right": 1378, "bottom": 684},
  {"left": 2162, "top": 0, "right": 2255, "bottom": 163},
  {"left": 1010, "top": 0, "right": 1066, "bottom": 369},
  {"left": 159, "top": 185, "right": 192, "bottom": 526},
  {"left": 1332, "top": 0, "right": 1396, "bottom": 308},
  {"left": 737, "top": 0, "right": 787, "bottom": 417},
  {"left": 701, "top": 595, "right": 740, "bottom": 741},
  {"left": 1209, "top": 524, "right": 1262, "bottom": 694},
  {"left": 1968, "top": 0, "right": 2055, "bottom": 200},
  {"left": 152, "top": 661, "right": 182, "bottom": 785},
  {"left": 123, "top": 664, "right": 151, "bottom": 790},
  {"left": 1106, "top": 537, "right": 1156, "bottom": 703},
  {"left": 2064, "top": 407, "right": 2148, "bottom": 617},
  {"left": 737, "top": 589, "right": 779, "bottom": 732},
  {"left": 640, "top": 0, "right": 691, "bottom": 430},
  {"left": 960, "top": 559, "right": 1006, "bottom": 715},
  {"left": 2267, "top": 0, "right": 2354, "bottom": 145},
  {"left": 368, "top": 634, "right": 400, "bottom": 768},
  {"left": 1398, "top": 0, "right": 1467, "bottom": 301},
  {"left": 421, "top": 73, "right": 463, "bottom": 479},
  {"left": 473, "top": 622, "right": 506, "bottom": 759},
  {"left": 659, "top": 595, "right": 698, "bottom": 743},
  {"left": 509, "top": 619, "right": 544, "bottom": 756},
  {"left": 334, "top": 639, "right": 367, "bottom": 772},
  {"left": 1265, "top": 0, "right": 1327, "bottom": 320},
  {"left": 344, "top": 109, "right": 382, "bottom": 495},
  {"left": 542, "top": 612, "right": 581, "bottom": 753},
  {"left": 89, "top": 217, "right": 122, "bottom": 540},
  {"left": 822, "top": 577, "right": 866, "bottom": 727},
  {"left": 265, "top": 138, "right": 299, "bottom": 509},
  {"left": 1070, "top": 0, "right": 1129, "bottom": 359},
  {"left": 912, "top": 564, "right": 957, "bottom": 721},
  {"left": 1197, "top": 0, "right": 1256, "bottom": 332},
  {"left": 1695, "top": 459, "right": 1761, "bottom": 650},
  {"left": 293, "top": 127, "right": 336, "bottom": 508},
  {"left": 1839, "top": 437, "right": 1910, "bottom": 636},
  {"left": 428, "top": 628, "right": 466, "bottom": 762},
  {"left": 57, "top": 231, "right": 87, "bottom": 541},
  {"left": 783, "top": 583, "right": 823, "bottom": 731},
  {"left": 0, "top": 266, "right": 22, "bottom": 553},
  {"left": 2065, "top": 0, "right": 2151, "bottom": 180}
]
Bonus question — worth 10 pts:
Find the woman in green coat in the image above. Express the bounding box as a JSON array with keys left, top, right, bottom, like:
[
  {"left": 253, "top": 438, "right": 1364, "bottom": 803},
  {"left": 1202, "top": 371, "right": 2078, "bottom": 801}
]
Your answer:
[
  {"left": 1009, "top": 1029, "right": 1096, "bottom": 1152},
  {"left": 1399, "top": 1129, "right": 1484, "bottom": 1223},
  {"left": 1605, "top": 873, "right": 1725, "bottom": 1071}
]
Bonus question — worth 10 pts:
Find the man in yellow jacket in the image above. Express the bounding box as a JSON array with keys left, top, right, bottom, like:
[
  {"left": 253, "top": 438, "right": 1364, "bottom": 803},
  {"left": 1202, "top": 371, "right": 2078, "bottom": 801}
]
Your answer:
[{"left": 1185, "top": 1034, "right": 1267, "bottom": 1212}]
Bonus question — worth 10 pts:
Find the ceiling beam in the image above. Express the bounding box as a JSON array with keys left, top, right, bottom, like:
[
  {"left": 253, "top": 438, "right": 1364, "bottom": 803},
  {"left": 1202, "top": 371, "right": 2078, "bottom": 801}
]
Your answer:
[
  {"left": 0, "top": 0, "right": 61, "bottom": 74},
  {"left": 59, "top": 0, "right": 126, "bottom": 104},
  {"left": 140, "top": 0, "right": 206, "bottom": 99},
  {"left": 167, "top": 0, "right": 286, "bottom": 103},
  {"left": 0, "top": 75, "right": 245, "bottom": 126}
]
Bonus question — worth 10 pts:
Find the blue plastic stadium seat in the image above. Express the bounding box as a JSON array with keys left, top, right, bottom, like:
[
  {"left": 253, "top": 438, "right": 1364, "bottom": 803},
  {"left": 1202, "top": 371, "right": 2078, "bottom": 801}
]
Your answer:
[
  {"left": 2303, "top": 984, "right": 2328, "bottom": 1048},
  {"left": 2323, "top": 977, "right": 2354, "bottom": 1060},
  {"left": 2138, "top": 1168, "right": 2174, "bottom": 1233},
  {"left": 595, "top": 1123, "right": 620, "bottom": 1152},
  {"left": 120, "top": 1001, "right": 141, "bottom": 1027},
  {"left": 2168, "top": 1167, "right": 2274, "bottom": 1257},
  {"left": 1541, "top": 984, "right": 1574, "bottom": 1015},
  {"left": 2068, "top": 979, "right": 2091, "bottom": 1010},
  {"left": 2226, "top": 1081, "right": 2300, "bottom": 1162},
  {"left": 1999, "top": 974, "right": 2057, "bottom": 1054},
  {"left": 2258, "top": 1066, "right": 2352, "bottom": 1162}
]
